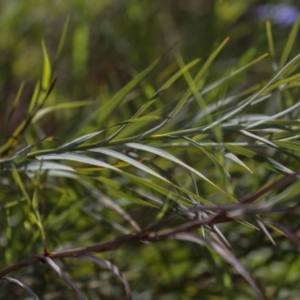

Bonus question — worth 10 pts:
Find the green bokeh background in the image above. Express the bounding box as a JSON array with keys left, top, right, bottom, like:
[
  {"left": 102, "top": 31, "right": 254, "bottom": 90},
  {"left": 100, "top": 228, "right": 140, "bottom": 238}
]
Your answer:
[{"left": 1, "top": 1, "right": 300, "bottom": 299}]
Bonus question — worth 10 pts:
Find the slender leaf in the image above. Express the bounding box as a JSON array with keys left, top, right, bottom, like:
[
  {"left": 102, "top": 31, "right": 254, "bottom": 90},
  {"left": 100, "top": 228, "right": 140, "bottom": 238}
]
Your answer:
[
  {"left": 89, "top": 147, "right": 169, "bottom": 182},
  {"left": 43, "top": 257, "right": 85, "bottom": 300},
  {"left": 126, "top": 142, "right": 236, "bottom": 200},
  {"left": 279, "top": 15, "right": 300, "bottom": 69},
  {"left": 171, "top": 233, "right": 266, "bottom": 300},
  {"left": 0, "top": 277, "right": 40, "bottom": 300},
  {"left": 79, "top": 254, "right": 132, "bottom": 300},
  {"left": 41, "top": 40, "right": 51, "bottom": 91},
  {"left": 97, "top": 58, "right": 160, "bottom": 123}
]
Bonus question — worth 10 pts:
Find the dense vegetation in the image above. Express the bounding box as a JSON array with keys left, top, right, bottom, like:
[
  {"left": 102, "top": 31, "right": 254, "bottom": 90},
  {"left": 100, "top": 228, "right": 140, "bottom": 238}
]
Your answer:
[{"left": 1, "top": 1, "right": 300, "bottom": 299}]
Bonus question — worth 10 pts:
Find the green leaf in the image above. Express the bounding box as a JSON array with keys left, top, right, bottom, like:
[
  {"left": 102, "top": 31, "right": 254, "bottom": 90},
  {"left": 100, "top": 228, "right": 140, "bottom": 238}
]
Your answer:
[
  {"left": 203, "top": 53, "right": 300, "bottom": 131},
  {"left": 99, "top": 99, "right": 157, "bottom": 145},
  {"left": 194, "top": 37, "right": 230, "bottom": 84},
  {"left": 224, "top": 144, "right": 293, "bottom": 174},
  {"left": 279, "top": 14, "right": 300, "bottom": 69},
  {"left": 97, "top": 58, "right": 160, "bottom": 124},
  {"left": 35, "top": 153, "right": 119, "bottom": 171},
  {"left": 72, "top": 23, "right": 89, "bottom": 79},
  {"left": 41, "top": 40, "right": 51, "bottom": 90},
  {"left": 33, "top": 100, "right": 93, "bottom": 123},
  {"left": 245, "top": 101, "right": 300, "bottom": 129},
  {"left": 12, "top": 144, "right": 36, "bottom": 164},
  {"left": 57, "top": 130, "right": 107, "bottom": 153},
  {"left": 224, "top": 152, "right": 252, "bottom": 173},
  {"left": 56, "top": 15, "right": 70, "bottom": 59},
  {"left": 266, "top": 21, "right": 276, "bottom": 61},
  {"left": 122, "top": 171, "right": 208, "bottom": 206},
  {"left": 1, "top": 82, "right": 24, "bottom": 143},
  {"left": 17, "top": 161, "right": 75, "bottom": 172},
  {"left": 201, "top": 52, "right": 269, "bottom": 95},
  {"left": 152, "top": 58, "right": 201, "bottom": 98},
  {"left": 126, "top": 142, "right": 236, "bottom": 201},
  {"left": 89, "top": 147, "right": 169, "bottom": 182}
]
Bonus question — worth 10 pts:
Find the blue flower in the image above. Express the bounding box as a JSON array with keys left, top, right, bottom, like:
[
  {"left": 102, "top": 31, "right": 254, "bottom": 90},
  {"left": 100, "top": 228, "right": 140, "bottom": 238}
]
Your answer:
[{"left": 254, "top": 4, "right": 299, "bottom": 26}]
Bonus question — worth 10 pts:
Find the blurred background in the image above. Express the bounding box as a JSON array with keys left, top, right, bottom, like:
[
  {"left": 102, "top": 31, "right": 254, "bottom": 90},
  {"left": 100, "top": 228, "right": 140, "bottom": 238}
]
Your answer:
[
  {"left": 1, "top": 1, "right": 300, "bottom": 299},
  {"left": 1, "top": 0, "right": 299, "bottom": 139}
]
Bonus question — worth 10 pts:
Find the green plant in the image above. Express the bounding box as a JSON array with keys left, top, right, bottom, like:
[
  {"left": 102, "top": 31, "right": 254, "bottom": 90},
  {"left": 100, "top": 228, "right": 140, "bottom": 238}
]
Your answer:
[{"left": 1, "top": 2, "right": 300, "bottom": 300}]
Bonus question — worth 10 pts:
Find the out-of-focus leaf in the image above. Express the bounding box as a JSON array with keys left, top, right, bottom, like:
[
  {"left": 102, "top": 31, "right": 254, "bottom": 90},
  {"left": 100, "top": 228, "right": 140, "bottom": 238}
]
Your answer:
[
  {"left": 171, "top": 233, "right": 265, "bottom": 300},
  {"left": 79, "top": 254, "right": 132, "bottom": 300},
  {"left": 122, "top": 171, "right": 210, "bottom": 206},
  {"left": 245, "top": 101, "right": 300, "bottom": 129},
  {"left": 97, "top": 58, "right": 160, "bottom": 124},
  {"left": 256, "top": 218, "right": 275, "bottom": 245},
  {"left": 33, "top": 100, "right": 93, "bottom": 123},
  {"left": 12, "top": 143, "right": 40, "bottom": 164},
  {"left": 152, "top": 58, "right": 201, "bottom": 98},
  {"left": 16, "top": 161, "right": 75, "bottom": 172},
  {"left": 55, "top": 130, "right": 107, "bottom": 153},
  {"left": 238, "top": 130, "right": 278, "bottom": 148},
  {"left": 43, "top": 257, "right": 85, "bottom": 300},
  {"left": 56, "top": 15, "right": 70, "bottom": 59},
  {"left": 72, "top": 24, "right": 89, "bottom": 79},
  {"left": 201, "top": 53, "right": 269, "bottom": 95},
  {"left": 266, "top": 21, "right": 276, "bottom": 61},
  {"left": 0, "top": 277, "right": 40, "bottom": 300},
  {"left": 0, "top": 77, "right": 57, "bottom": 156},
  {"left": 41, "top": 40, "right": 51, "bottom": 91},
  {"left": 224, "top": 144, "right": 294, "bottom": 174},
  {"left": 194, "top": 37, "right": 230, "bottom": 85},
  {"left": 279, "top": 14, "right": 300, "bottom": 69},
  {"left": 1, "top": 82, "right": 24, "bottom": 143},
  {"left": 99, "top": 99, "right": 157, "bottom": 145},
  {"left": 203, "top": 53, "right": 300, "bottom": 131},
  {"left": 225, "top": 152, "right": 253, "bottom": 173}
]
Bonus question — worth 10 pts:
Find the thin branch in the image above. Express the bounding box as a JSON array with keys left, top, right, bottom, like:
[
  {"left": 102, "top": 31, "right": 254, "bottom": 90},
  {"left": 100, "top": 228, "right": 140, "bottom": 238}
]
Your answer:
[
  {"left": 0, "top": 256, "right": 42, "bottom": 278},
  {"left": 240, "top": 167, "right": 300, "bottom": 204}
]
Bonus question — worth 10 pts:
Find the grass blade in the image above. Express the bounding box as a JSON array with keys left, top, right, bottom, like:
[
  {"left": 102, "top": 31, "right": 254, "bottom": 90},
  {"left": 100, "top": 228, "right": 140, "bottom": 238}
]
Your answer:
[
  {"left": 43, "top": 257, "right": 85, "bottom": 300},
  {"left": 172, "top": 233, "right": 266, "bottom": 300},
  {"left": 97, "top": 58, "right": 160, "bottom": 124},
  {"left": 56, "top": 15, "right": 70, "bottom": 60},
  {"left": 36, "top": 153, "right": 119, "bottom": 171},
  {"left": 152, "top": 58, "right": 201, "bottom": 98},
  {"left": 41, "top": 40, "right": 51, "bottom": 91},
  {"left": 79, "top": 254, "right": 132, "bottom": 300},
  {"left": 266, "top": 21, "right": 276, "bottom": 62},
  {"left": 0, "top": 277, "right": 40, "bottom": 300},
  {"left": 126, "top": 142, "right": 236, "bottom": 201},
  {"left": 89, "top": 147, "right": 169, "bottom": 182},
  {"left": 279, "top": 15, "right": 300, "bottom": 69}
]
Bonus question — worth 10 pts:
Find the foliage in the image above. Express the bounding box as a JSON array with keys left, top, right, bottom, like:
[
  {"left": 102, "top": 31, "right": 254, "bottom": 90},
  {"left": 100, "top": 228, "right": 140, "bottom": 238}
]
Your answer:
[{"left": 1, "top": 1, "right": 300, "bottom": 299}]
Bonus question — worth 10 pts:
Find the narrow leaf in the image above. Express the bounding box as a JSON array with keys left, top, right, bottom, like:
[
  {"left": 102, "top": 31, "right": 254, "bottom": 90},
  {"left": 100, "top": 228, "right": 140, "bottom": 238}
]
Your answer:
[
  {"left": 79, "top": 254, "right": 132, "bottom": 300},
  {"left": 36, "top": 153, "right": 118, "bottom": 171},
  {"left": 97, "top": 58, "right": 160, "bottom": 123},
  {"left": 43, "top": 257, "right": 85, "bottom": 300},
  {"left": 41, "top": 40, "right": 51, "bottom": 90},
  {"left": 126, "top": 142, "right": 236, "bottom": 200},
  {"left": 56, "top": 15, "right": 70, "bottom": 59},
  {"left": 0, "top": 277, "right": 40, "bottom": 300},
  {"left": 172, "top": 233, "right": 265, "bottom": 300},
  {"left": 89, "top": 147, "right": 169, "bottom": 182},
  {"left": 279, "top": 14, "right": 300, "bottom": 69}
]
